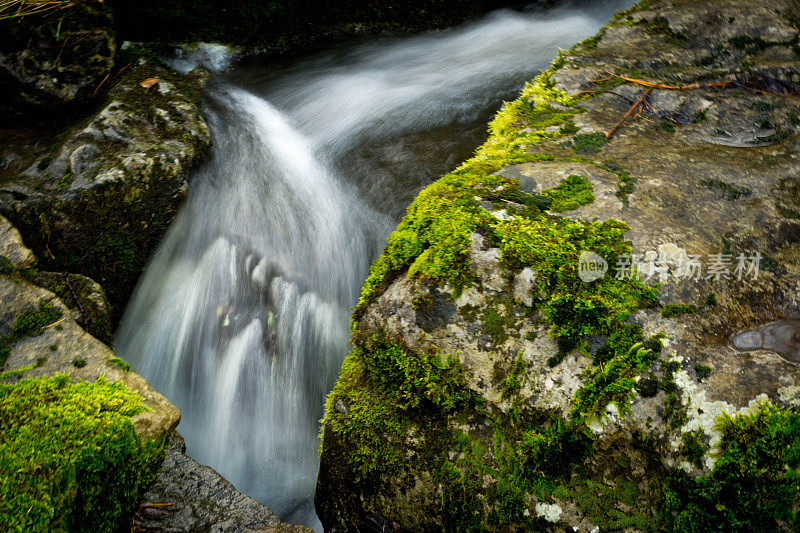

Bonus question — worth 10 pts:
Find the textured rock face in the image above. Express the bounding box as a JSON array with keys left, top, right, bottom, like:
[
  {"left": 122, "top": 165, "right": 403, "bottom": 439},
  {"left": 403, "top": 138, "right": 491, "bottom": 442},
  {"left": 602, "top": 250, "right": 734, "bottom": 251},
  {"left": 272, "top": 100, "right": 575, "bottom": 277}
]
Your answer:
[
  {"left": 317, "top": 0, "right": 800, "bottom": 531},
  {"left": 0, "top": 214, "right": 180, "bottom": 440},
  {"left": 135, "top": 432, "right": 314, "bottom": 533},
  {"left": 0, "top": 1, "right": 116, "bottom": 122},
  {"left": 0, "top": 60, "right": 210, "bottom": 316}
]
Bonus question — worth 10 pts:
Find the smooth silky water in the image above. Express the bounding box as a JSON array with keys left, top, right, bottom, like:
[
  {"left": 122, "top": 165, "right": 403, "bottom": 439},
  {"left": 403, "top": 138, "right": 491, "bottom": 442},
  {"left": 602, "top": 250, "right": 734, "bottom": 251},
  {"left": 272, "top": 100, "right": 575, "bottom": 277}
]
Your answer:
[{"left": 115, "top": 2, "right": 634, "bottom": 529}]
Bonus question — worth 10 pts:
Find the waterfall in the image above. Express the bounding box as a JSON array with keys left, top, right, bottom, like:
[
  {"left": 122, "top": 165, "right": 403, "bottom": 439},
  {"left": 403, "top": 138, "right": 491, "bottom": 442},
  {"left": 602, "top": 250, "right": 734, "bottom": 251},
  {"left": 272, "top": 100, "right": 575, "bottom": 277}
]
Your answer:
[{"left": 115, "top": 1, "right": 634, "bottom": 529}]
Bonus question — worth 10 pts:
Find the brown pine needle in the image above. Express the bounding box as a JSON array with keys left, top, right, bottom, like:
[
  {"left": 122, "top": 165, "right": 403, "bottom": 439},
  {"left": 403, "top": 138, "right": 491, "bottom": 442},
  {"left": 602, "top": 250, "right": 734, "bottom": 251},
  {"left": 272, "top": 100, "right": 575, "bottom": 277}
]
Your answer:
[
  {"left": 606, "top": 88, "right": 652, "bottom": 139},
  {"left": 139, "top": 502, "right": 177, "bottom": 508},
  {"left": 92, "top": 71, "right": 110, "bottom": 97},
  {"left": 587, "top": 74, "right": 616, "bottom": 83}
]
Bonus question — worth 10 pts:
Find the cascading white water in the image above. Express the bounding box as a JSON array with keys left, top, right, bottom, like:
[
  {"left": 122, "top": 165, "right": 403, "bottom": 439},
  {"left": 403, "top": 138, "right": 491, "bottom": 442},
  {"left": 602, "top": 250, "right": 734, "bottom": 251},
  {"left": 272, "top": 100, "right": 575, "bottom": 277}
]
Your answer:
[{"left": 115, "top": 2, "right": 634, "bottom": 529}]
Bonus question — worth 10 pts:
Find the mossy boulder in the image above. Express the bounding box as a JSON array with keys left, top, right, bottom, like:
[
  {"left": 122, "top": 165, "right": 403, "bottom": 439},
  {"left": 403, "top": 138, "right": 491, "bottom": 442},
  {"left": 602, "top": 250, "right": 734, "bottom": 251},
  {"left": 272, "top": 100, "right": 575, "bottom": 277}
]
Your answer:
[
  {"left": 0, "top": 0, "right": 116, "bottom": 123},
  {"left": 0, "top": 60, "right": 210, "bottom": 319},
  {"left": 0, "top": 214, "right": 180, "bottom": 530},
  {"left": 317, "top": 0, "right": 800, "bottom": 530}
]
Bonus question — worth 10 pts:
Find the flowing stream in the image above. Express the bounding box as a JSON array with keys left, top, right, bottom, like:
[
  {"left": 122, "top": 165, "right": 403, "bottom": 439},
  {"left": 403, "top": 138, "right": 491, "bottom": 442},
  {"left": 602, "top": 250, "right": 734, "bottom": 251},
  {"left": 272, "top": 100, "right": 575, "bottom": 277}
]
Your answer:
[{"left": 115, "top": 2, "right": 633, "bottom": 529}]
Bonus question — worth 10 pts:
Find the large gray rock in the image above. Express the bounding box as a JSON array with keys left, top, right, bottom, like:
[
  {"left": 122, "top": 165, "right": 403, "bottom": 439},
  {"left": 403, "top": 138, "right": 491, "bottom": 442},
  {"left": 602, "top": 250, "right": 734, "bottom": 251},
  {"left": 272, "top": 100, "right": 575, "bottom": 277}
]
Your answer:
[
  {"left": 317, "top": 0, "right": 800, "bottom": 531},
  {"left": 135, "top": 433, "right": 313, "bottom": 533}
]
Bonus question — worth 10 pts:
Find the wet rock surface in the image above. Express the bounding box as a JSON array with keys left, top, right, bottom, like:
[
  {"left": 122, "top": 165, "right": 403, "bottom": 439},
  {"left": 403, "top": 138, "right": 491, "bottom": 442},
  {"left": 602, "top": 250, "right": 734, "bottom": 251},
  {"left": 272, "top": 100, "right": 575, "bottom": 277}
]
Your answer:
[
  {"left": 0, "top": 60, "right": 210, "bottom": 317},
  {"left": 318, "top": 0, "right": 800, "bottom": 531},
  {"left": 135, "top": 433, "right": 313, "bottom": 533}
]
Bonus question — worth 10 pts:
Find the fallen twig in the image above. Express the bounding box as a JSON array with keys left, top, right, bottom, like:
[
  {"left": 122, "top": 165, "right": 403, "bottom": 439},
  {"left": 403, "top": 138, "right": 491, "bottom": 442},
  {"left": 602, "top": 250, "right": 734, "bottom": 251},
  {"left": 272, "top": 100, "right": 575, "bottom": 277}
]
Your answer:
[
  {"left": 588, "top": 73, "right": 732, "bottom": 91},
  {"left": 92, "top": 71, "right": 111, "bottom": 97},
  {"left": 139, "top": 502, "right": 177, "bottom": 508},
  {"left": 607, "top": 88, "right": 652, "bottom": 139}
]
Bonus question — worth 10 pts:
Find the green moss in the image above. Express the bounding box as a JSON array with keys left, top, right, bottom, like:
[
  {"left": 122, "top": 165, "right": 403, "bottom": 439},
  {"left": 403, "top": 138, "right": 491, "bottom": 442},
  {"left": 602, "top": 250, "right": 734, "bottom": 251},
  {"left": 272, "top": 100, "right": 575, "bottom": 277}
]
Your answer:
[
  {"left": 705, "top": 292, "right": 718, "bottom": 307},
  {"left": 573, "top": 333, "right": 664, "bottom": 420},
  {"left": 0, "top": 301, "right": 63, "bottom": 367},
  {"left": 599, "top": 161, "right": 636, "bottom": 204},
  {"left": 107, "top": 357, "right": 132, "bottom": 372},
  {"left": 0, "top": 256, "right": 14, "bottom": 275},
  {"left": 542, "top": 175, "right": 595, "bottom": 212},
  {"left": 0, "top": 375, "right": 165, "bottom": 531},
  {"left": 410, "top": 293, "right": 433, "bottom": 311},
  {"left": 499, "top": 353, "right": 527, "bottom": 400},
  {"left": 72, "top": 358, "right": 87, "bottom": 368},
  {"left": 680, "top": 429, "right": 705, "bottom": 469},
  {"left": 352, "top": 73, "right": 656, "bottom": 332},
  {"left": 665, "top": 402, "right": 800, "bottom": 531},
  {"left": 777, "top": 203, "right": 800, "bottom": 219},
  {"left": 656, "top": 120, "right": 677, "bottom": 133},
  {"left": 700, "top": 178, "right": 752, "bottom": 200},
  {"left": 497, "top": 217, "right": 657, "bottom": 350},
  {"left": 321, "top": 335, "right": 472, "bottom": 480},
  {"left": 640, "top": 16, "right": 687, "bottom": 44},
  {"left": 636, "top": 373, "right": 660, "bottom": 398},
  {"left": 552, "top": 477, "right": 658, "bottom": 530},
  {"left": 57, "top": 172, "right": 73, "bottom": 190},
  {"left": 694, "top": 363, "right": 712, "bottom": 382},
  {"left": 661, "top": 303, "right": 697, "bottom": 318},
  {"left": 692, "top": 109, "right": 707, "bottom": 123},
  {"left": 11, "top": 301, "right": 62, "bottom": 338},
  {"left": 569, "top": 133, "right": 608, "bottom": 155},
  {"left": 664, "top": 391, "right": 688, "bottom": 429}
]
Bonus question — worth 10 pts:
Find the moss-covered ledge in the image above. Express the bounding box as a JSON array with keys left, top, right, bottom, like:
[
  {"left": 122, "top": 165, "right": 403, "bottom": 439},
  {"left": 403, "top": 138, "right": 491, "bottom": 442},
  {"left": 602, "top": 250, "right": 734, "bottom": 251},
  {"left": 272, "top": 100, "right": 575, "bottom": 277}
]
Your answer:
[
  {"left": 317, "top": 0, "right": 800, "bottom": 530},
  {"left": 0, "top": 214, "right": 179, "bottom": 531}
]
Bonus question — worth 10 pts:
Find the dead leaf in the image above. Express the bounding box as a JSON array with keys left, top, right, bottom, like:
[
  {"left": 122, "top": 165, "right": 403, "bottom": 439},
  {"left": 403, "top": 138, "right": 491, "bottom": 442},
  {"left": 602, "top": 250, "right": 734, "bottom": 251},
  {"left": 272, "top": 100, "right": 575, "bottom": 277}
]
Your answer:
[{"left": 139, "top": 78, "right": 159, "bottom": 89}]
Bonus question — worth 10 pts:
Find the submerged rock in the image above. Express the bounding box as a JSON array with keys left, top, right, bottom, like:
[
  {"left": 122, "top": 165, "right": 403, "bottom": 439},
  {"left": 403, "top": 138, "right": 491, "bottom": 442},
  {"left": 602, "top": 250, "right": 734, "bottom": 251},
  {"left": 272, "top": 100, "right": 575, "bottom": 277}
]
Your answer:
[{"left": 317, "top": 0, "right": 800, "bottom": 531}]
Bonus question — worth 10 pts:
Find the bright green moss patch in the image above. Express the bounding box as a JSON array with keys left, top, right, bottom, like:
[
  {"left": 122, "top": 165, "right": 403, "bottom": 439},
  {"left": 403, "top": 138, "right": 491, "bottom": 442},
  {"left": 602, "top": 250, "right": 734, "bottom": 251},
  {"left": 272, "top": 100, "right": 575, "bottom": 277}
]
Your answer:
[
  {"left": 573, "top": 333, "right": 664, "bottom": 420},
  {"left": 108, "top": 357, "right": 132, "bottom": 372},
  {"left": 0, "top": 375, "right": 165, "bottom": 532},
  {"left": 497, "top": 216, "right": 657, "bottom": 349},
  {"left": 543, "top": 175, "right": 595, "bottom": 212},
  {"left": 661, "top": 303, "right": 697, "bottom": 318},
  {"left": 358, "top": 335, "right": 471, "bottom": 411},
  {"left": 322, "top": 335, "right": 473, "bottom": 479},
  {"left": 665, "top": 402, "right": 800, "bottom": 531},
  {"left": 551, "top": 477, "right": 657, "bottom": 530},
  {"left": 352, "top": 74, "right": 608, "bottom": 322}
]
